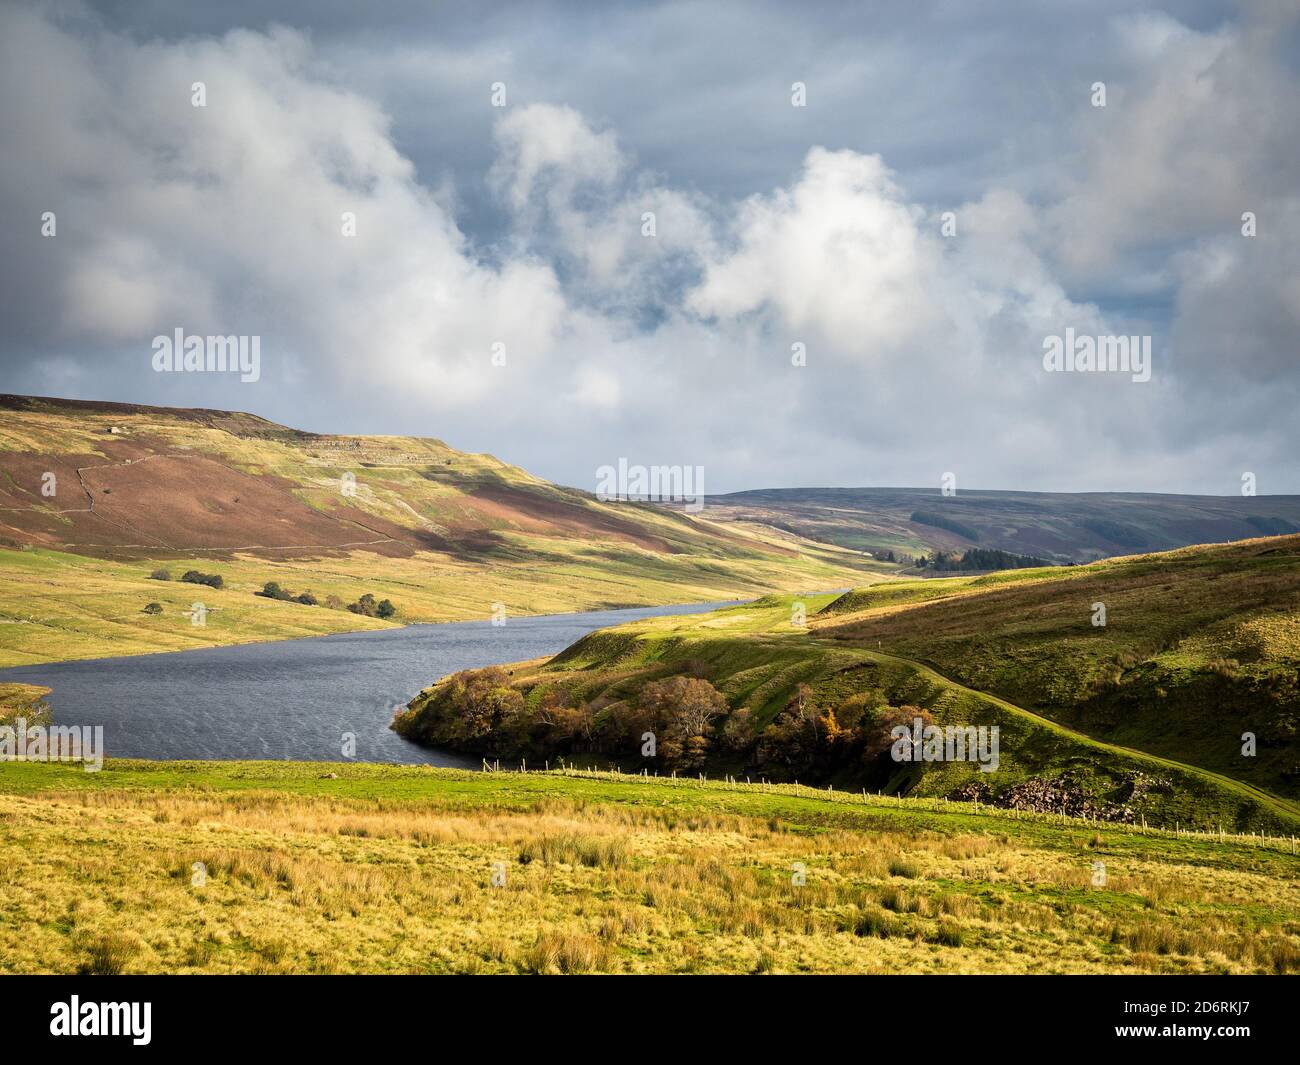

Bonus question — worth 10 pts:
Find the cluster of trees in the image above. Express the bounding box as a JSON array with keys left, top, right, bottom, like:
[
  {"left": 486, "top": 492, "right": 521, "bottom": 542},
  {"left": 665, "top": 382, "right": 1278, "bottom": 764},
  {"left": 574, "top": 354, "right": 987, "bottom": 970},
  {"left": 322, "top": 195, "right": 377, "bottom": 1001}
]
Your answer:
[
  {"left": 257, "top": 581, "right": 318, "bottom": 606},
  {"left": 180, "top": 569, "right": 224, "bottom": 588},
  {"left": 145, "top": 567, "right": 396, "bottom": 617},
  {"left": 255, "top": 582, "right": 396, "bottom": 617},
  {"left": 870, "top": 549, "right": 915, "bottom": 565},
  {"left": 394, "top": 667, "right": 935, "bottom": 784},
  {"left": 347, "top": 592, "right": 397, "bottom": 618},
  {"left": 915, "top": 548, "right": 1053, "bottom": 571},
  {"left": 149, "top": 567, "right": 224, "bottom": 588},
  {"left": 747, "top": 687, "right": 934, "bottom": 780},
  {"left": 398, "top": 671, "right": 728, "bottom": 770}
]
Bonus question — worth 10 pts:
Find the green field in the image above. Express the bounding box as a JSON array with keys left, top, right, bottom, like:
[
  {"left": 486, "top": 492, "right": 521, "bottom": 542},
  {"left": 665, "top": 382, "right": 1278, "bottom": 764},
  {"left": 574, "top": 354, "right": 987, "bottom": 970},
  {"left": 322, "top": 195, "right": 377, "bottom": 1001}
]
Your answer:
[{"left": 2, "top": 759, "right": 1297, "bottom": 974}]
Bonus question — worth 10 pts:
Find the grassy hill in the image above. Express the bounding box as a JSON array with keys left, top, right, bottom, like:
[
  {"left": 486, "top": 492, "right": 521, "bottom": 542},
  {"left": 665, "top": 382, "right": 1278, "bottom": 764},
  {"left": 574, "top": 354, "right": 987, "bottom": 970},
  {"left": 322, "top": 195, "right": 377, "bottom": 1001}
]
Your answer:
[
  {"left": 0, "top": 395, "right": 885, "bottom": 665},
  {"left": 2, "top": 759, "right": 1297, "bottom": 974},
  {"left": 394, "top": 543, "right": 1300, "bottom": 834},
  {"left": 703, "top": 486, "right": 1300, "bottom": 562},
  {"left": 819, "top": 536, "right": 1300, "bottom": 799}
]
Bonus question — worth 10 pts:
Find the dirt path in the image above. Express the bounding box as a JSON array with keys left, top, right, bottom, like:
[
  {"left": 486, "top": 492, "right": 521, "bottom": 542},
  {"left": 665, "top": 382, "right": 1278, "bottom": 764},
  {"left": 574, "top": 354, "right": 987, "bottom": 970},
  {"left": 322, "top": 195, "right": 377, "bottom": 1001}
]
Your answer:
[{"left": 861, "top": 647, "right": 1300, "bottom": 822}]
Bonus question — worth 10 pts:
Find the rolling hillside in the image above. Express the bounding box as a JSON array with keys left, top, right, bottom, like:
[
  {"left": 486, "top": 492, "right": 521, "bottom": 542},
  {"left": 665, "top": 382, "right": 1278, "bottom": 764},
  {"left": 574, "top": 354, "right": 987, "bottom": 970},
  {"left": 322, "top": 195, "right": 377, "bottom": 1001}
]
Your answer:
[
  {"left": 0, "top": 395, "right": 884, "bottom": 665},
  {"left": 818, "top": 536, "right": 1300, "bottom": 799},
  {"left": 395, "top": 537, "right": 1300, "bottom": 833},
  {"left": 702, "top": 486, "right": 1300, "bottom": 562}
]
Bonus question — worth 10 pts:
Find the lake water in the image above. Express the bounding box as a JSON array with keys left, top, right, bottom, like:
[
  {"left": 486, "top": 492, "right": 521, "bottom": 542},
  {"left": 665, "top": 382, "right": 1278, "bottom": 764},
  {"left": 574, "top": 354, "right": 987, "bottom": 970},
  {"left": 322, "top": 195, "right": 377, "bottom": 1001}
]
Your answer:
[{"left": 0, "top": 601, "right": 736, "bottom": 765}]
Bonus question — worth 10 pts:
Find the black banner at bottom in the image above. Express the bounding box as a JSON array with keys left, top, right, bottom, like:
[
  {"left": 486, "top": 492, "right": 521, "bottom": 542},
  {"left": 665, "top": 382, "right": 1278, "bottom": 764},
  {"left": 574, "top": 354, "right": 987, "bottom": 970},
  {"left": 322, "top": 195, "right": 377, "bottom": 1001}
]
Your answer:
[{"left": 1, "top": 974, "right": 1291, "bottom": 1052}]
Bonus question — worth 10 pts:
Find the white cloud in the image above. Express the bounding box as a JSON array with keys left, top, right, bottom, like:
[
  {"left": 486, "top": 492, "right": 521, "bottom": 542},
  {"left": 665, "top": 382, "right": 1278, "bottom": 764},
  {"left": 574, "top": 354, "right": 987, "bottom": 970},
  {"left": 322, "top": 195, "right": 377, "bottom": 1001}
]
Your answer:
[
  {"left": 688, "top": 149, "right": 937, "bottom": 357},
  {"left": 490, "top": 103, "right": 624, "bottom": 211},
  {"left": 1, "top": 4, "right": 1296, "bottom": 495}
]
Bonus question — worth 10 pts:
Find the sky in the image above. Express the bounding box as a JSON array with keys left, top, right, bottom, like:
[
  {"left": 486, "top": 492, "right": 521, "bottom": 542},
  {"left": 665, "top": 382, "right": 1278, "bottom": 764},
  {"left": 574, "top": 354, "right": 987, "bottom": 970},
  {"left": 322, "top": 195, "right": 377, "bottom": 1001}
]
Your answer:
[{"left": 1, "top": 0, "right": 1297, "bottom": 495}]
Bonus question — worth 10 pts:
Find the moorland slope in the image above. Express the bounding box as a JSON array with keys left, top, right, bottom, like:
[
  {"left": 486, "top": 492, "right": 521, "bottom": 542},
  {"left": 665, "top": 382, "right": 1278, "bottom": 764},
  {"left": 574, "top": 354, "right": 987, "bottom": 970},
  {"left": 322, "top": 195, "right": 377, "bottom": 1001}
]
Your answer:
[{"left": 0, "top": 395, "right": 883, "bottom": 665}]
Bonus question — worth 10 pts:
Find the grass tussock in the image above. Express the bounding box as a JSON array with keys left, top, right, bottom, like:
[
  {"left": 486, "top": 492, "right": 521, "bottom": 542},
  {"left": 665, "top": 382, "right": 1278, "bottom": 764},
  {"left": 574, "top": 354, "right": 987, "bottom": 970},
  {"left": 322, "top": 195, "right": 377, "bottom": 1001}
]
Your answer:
[{"left": 1, "top": 762, "right": 1298, "bottom": 974}]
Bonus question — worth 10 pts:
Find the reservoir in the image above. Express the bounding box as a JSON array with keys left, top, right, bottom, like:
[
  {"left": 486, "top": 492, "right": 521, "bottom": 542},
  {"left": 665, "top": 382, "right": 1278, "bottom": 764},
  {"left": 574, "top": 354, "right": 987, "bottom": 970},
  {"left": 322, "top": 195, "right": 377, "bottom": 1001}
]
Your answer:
[{"left": 0, "top": 601, "right": 733, "bottom": 765}]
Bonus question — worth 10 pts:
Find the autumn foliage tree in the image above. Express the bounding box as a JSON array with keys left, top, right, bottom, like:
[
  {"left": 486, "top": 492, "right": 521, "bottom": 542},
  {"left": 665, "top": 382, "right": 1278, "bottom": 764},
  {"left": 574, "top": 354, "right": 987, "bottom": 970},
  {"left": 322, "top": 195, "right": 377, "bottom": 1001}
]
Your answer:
[
  {"left": 862, "top": 704, "right": 934, "bottom": 761},
  {"left": 440, "top": 667, "right": 525, "bottom": 749},
  {"left": 636, "top": 675, "right": 728, "bottom": 769}
]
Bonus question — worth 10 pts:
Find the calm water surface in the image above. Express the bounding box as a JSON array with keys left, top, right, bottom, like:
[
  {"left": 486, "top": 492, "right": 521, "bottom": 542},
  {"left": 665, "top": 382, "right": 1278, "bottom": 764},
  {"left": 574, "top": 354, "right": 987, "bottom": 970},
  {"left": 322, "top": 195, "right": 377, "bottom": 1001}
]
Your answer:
[{"left": 0, "top": 601, "right": 735, "bottom": 765}]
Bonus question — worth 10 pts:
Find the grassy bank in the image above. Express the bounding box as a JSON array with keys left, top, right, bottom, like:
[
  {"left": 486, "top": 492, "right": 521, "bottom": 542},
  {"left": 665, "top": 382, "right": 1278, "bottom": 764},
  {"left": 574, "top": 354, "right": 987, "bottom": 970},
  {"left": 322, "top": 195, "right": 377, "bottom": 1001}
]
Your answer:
[
  {"left": 395, "top": 591, "right": 1300, "bottom": 834},
  {"left": 0, "top": 542, "right": 883, "bottom": 667},
  {"left": 1, "top": 759, "right": 1297, "bottom": 974},
  {"left": 819, "top": 536, "right": 1300, "bottom": 797}
]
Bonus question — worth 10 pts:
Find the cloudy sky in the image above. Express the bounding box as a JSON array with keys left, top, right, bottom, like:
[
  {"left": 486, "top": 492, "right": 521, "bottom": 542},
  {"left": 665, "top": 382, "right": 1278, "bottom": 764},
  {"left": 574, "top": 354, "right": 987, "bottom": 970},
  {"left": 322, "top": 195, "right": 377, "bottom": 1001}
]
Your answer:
[{"left": 2, "top": 0, "right": 1297, "bottom": 494}]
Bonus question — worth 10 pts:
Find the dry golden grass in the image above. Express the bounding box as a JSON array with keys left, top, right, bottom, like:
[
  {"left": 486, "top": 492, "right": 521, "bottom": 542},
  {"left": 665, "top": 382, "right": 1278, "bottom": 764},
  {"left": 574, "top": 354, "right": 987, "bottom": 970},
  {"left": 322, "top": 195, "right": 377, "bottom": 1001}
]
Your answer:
[{"left": 3, "top": 782, "right": 1297, "bottom": 975}]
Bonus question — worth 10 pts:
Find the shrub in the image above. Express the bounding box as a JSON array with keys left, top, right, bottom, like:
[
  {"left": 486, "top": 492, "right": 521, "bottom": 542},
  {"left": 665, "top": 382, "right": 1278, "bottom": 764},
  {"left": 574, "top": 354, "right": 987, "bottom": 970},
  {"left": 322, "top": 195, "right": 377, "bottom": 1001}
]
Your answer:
[
  {"left": 852, "top": 909, "right": 900, "bottom": 939},
  {"left": 78, "top": 933, "right": 140, "bottom": 976},
  {"left": 181, "top": 570, "right": 223, "bottom": 589},
  {"left": 347, "top": 592, "right": 398, "bottom": 618},
  {"left": 524, "top": 931, "right": 610, "bottom": 974},
  {"left": 296, "top": 591, "right": 318, "bottom": 606},
  {"left": 518, "top": 834, "right": 626, "bottom": 869},
  {"left": 348, "top": 593, "right": 379, "bottom": 616},
  {"left": 257, "top": 580, "right": 303, "bottom": 601},
  {"left": 142, "top": 602, "right": 163, "bottom": 615},
  {"left": 888, "top": 858, "right": 921, "bottom": 879},
  {"left": 929, "top": 921, "right": 965, "bottom": 948},
  {"left": 149, "top": 568, "right": 171, "bottom": 581}
]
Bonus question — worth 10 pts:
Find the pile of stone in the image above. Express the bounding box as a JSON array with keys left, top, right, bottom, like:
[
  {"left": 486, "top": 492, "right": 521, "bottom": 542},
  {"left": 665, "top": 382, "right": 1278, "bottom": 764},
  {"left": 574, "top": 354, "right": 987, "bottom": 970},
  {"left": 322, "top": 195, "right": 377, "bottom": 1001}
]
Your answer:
[{"left": 953, "top": 774, "right": 1137, "bottom": 823}]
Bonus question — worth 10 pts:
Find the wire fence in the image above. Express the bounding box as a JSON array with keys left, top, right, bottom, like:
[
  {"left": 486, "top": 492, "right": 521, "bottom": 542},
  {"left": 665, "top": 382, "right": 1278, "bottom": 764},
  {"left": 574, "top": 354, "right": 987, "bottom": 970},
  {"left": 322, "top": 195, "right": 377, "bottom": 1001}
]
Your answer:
[{"left": 477, "top": 758, "right": 1300, "bottom": 855}]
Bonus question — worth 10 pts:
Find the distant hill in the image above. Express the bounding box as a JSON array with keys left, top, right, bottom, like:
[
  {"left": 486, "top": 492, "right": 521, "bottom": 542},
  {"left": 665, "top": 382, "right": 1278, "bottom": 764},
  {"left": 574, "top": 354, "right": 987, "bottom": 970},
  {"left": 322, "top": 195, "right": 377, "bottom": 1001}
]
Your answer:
[
  {"left": 0, "top": 395, "right": 881, "bottom": 665},
  {"left": 700, "top": 486, "right": 1300, "bottom": 562},
  {"left": 0, "top": 393, "right": 756, "bottom": 562}
]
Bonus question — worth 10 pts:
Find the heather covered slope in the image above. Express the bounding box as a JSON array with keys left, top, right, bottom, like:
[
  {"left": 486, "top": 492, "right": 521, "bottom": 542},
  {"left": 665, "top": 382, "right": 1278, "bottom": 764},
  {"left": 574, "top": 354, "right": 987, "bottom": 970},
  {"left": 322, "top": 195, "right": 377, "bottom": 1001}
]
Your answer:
[
  {"left": 0, "top": 395, "right": 885, "bottom": 665},
  {"left": 0, "top": 394, "right": 801, "bottom": 562},
  {"left": 703, "top": 486, "right": 1300, "bottom": 562}
]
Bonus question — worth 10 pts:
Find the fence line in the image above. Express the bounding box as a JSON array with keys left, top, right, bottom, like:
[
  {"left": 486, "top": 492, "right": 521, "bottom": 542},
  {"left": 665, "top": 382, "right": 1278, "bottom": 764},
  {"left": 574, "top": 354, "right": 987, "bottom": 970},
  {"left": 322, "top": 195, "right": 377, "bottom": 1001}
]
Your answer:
[{"left": 476, "top": 759, "right": 1298, "bottom": 855}]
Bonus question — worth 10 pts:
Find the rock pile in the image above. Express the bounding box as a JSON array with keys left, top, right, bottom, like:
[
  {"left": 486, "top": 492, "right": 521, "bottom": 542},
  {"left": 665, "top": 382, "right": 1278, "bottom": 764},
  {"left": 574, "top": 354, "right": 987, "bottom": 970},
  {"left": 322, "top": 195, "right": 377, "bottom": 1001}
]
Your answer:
[{"left": 953, "top": 773, "right": 1143, "bottom": 823}]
